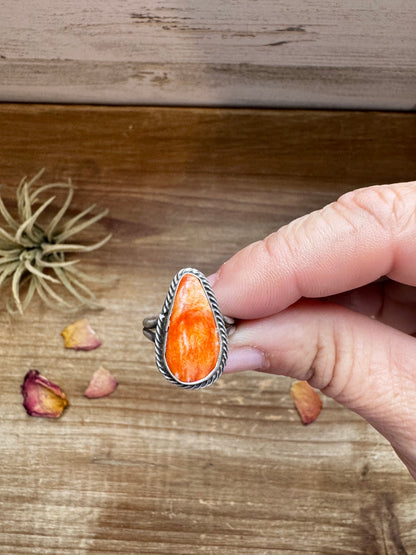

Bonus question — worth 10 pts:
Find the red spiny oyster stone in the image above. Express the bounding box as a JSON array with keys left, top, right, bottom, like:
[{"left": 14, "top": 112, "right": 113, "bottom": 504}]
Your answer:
[{"left": 165, "top": 274, "right": 220, "bottom": 383}]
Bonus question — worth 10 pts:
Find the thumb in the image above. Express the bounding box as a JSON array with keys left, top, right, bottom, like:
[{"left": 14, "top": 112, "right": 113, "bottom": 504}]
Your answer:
[{"left": 225, "top": 300, "right": 416, "bottom": 478}]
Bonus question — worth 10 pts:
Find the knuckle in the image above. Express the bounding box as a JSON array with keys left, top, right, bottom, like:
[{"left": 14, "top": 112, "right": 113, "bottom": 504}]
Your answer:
[
  {"left": 308, "top": 312, "right": 359, "bottom": 402},
  {"left": 337, "top": 184, "right": 414, "bottom": 236},
  {"left": 263, "top": 228, "right": 296, "bottom": 265}
]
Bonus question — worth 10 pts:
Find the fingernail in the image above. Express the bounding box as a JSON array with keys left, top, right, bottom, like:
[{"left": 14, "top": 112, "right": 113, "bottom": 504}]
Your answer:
[{"left": 225, "top": 347, "right": 266, "bottom": 373}]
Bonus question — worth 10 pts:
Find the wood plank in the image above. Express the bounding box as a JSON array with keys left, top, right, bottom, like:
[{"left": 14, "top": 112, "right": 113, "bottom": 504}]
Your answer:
[
  {"left": 0, "top": 105, "right": 415, "bottom": 554},
  {"left": 0, "top": 1, "right": 415, "bottom": 109}
]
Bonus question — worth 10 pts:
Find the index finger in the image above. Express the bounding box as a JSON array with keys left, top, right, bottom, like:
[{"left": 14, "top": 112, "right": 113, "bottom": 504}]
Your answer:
[{"left": 211, "top": 182, "right": 416, "bottom": 319}]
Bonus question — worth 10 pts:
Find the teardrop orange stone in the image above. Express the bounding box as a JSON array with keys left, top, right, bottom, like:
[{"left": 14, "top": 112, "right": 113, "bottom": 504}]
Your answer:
[{"left": 165, "top": 274, "right": 220, "bottom": 383}]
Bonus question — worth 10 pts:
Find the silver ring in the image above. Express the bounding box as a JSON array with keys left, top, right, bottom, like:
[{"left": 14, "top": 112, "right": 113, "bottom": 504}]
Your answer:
[{"left": 142, "top": 267, "right": 234, "bottom": 389}]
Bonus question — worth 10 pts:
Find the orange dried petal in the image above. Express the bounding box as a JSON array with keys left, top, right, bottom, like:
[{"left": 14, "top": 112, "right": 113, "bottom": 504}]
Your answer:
[
  {"left": 291, "top": 380, "right": 322, "bottom": 425},
  {"left": 21, "top": 370, "right": 69, "bottom": 418},
  {"left": 84, "top": 366, "right": 118, "bottom": 399},
  {"left": 61, "top": 319, "right": 101, "bottom": 351}
]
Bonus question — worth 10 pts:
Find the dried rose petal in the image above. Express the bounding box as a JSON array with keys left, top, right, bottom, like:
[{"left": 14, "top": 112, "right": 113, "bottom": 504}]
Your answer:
[
  {"left": 84, "top": 366, "right": 118, "bottom": 399},
  {"left": 21, "top": 370, "right": 69, "bottom": 418},
  {"left": 291, "top": 380, "right": 322, "bottom": 425},
  {"left": 61, "top": 319, "right": 101, "bottom": 351}
]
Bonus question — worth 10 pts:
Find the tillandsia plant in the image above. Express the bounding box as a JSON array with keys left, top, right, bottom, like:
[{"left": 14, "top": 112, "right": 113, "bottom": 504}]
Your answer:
[{"left": 0, "top": 169, "right": 111, "bottom": 314}]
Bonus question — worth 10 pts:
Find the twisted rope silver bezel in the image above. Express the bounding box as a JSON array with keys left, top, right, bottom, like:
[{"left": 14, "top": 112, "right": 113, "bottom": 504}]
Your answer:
[{"left": 154, "top": 268, "right": 228, "bottom": 389}]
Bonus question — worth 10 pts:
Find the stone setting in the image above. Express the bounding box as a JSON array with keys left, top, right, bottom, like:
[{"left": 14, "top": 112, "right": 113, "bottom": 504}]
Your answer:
[{"left": 154, "top": 268, "right": 228, "bottom": 388}]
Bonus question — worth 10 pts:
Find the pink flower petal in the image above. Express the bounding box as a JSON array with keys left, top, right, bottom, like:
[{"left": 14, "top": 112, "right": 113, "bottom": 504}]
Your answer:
[
  {"left": 291, "top": 381, "right": 322, "bottom": 425},
  {"left": 61, "top": 319, "right": 102, "bottom": 351},
  {"left": 84, "top": 366, "right": 118, "bottom": 399},
  {"left": 21, "top": 370, "right": 69, "bottom": 418}
]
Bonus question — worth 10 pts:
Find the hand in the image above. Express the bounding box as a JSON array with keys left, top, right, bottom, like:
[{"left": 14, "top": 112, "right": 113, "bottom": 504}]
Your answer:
[{"left": 210, "top": 182, "right": 416, "bottom": 479}]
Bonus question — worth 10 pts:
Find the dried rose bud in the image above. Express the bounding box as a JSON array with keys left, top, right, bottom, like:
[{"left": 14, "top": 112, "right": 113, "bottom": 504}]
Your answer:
[
  {"left": 21, "top": 370, "right": 69, "bottom": 418},
  {"left": 291, "top": 380, "right": 322, "bottom": 425},
  {"left": 61, "top": 319, "right": 102, "bottom": 351},
  {"left": 84, "top": 366, "right": 118, "bottom": 399}
]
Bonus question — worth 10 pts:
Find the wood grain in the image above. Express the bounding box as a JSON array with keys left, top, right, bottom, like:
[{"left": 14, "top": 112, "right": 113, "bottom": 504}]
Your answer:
[
  {"left": 0, "top": 1, "right": 415, "bottom": 109},
  {"left": 0, "top": 105, "right": 415, "bottom": 554}
]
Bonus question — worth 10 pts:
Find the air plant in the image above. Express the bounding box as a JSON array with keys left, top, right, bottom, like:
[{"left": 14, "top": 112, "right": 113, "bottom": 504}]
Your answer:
[{"left": 0, "top": 170, "right": 111, "bottom": 314}]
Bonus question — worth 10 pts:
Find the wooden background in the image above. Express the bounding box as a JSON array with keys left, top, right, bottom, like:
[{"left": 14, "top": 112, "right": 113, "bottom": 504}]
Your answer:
[
  {"left": 0, "top": 104, "right": 415, "bottom": 554},
  {"left": 0, "top": 0, "right": 415, "bottom": 109}
]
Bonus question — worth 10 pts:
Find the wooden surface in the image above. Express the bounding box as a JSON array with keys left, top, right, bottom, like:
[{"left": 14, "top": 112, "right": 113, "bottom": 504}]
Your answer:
[
  {"left": 0, "top": 105, "right": 416, "bottom": 554},
  {"left": 1, "top": 1, "right": 416, "bottom": 110}
]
